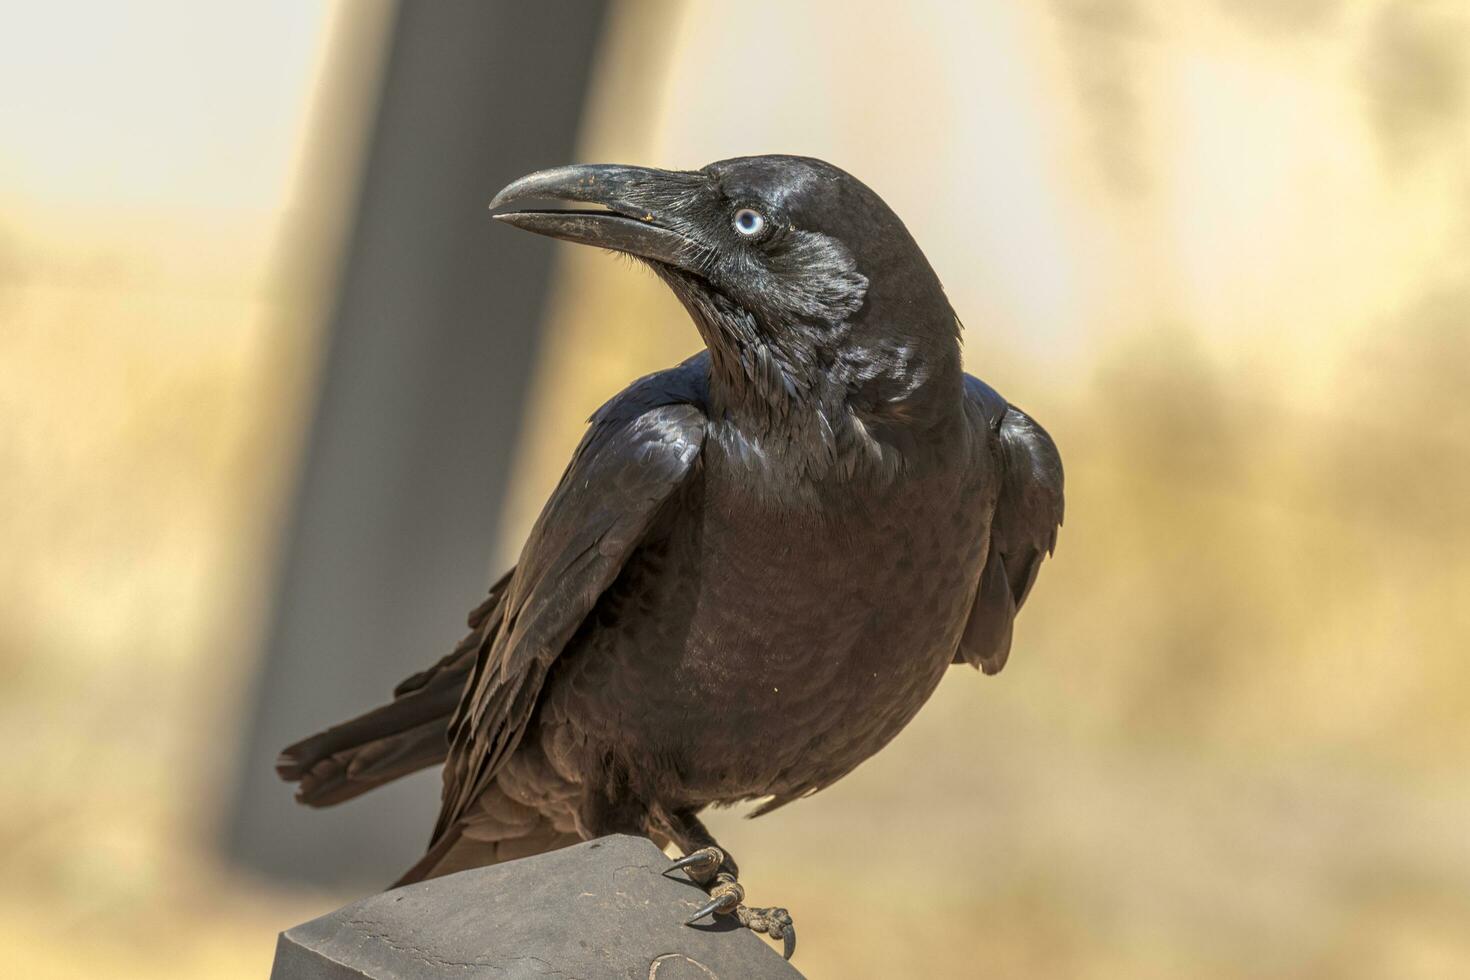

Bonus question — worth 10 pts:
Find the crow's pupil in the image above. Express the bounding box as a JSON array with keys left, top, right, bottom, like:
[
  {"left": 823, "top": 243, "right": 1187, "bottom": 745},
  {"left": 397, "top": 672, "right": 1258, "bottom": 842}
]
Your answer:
[{"left": 735, "top": 209, "right": 761, "bottom": 234}]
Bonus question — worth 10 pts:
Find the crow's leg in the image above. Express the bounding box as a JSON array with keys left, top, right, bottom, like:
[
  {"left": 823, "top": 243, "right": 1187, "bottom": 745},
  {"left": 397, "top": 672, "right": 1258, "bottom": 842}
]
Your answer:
[
  {"left": 662, "top": 808, "right": 796, "bottom": 959},
  {"left": 576, "top": 778, "right": 651, "bottom": 840}
]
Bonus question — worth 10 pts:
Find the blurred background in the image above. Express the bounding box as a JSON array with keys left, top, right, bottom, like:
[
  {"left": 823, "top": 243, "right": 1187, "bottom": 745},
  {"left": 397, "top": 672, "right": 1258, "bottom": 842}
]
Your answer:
[{"left": 2, "top": 1, "right": 1467, "bottom": 976}]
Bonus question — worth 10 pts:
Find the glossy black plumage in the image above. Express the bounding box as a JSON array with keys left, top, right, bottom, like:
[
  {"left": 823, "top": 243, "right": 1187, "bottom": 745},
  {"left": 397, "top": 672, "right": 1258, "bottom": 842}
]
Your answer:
[{"left": 279, "top": 156, "right": 1063, "bottom": 899}]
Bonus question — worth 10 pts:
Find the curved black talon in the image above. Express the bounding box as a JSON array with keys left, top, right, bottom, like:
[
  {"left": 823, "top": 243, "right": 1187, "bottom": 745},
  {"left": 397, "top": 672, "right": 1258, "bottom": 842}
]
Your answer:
[
  {"left": 737, "top": 905, "right": 797, "bottom": 960},
  {"left": 666, "top": 845, "right": 794, "bottom": 959},
  {"left": 684, "top": 884, "right": 742, "bottom": 925},
  {"left": 666, "top": 845, "right": 725, "bottom": 885},
  {"left": 684, "top": 870, "right": 744, "bottom": 925}
]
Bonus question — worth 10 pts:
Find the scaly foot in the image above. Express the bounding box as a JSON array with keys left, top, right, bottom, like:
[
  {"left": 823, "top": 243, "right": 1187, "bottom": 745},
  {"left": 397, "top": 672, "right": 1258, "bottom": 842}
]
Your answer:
[{"left": 666, "top": 846, "right": 796, "bottom": 960}]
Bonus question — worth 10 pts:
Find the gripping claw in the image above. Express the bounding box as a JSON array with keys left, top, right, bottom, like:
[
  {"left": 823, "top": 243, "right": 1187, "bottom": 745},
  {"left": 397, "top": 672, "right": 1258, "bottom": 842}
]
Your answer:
[
  {"left": 737, "top": 905, "right": 797, "bottom": 960},
  {"left": 683, "top": 886, "right": 741, "bottom": 925},
  {"left": 663, "top": 848, "right": 795, "bottom": 959},
  {"left": 665, "top": 845, "right": 725, "bottom": 884}
]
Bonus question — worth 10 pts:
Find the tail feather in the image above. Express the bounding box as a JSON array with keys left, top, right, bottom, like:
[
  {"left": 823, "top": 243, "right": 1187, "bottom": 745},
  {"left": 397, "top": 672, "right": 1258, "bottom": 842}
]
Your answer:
[
  {"left": 277, "top": 673, "right": 467, "bottom": 806},
  {"left": 288, "top": 715, "right": 454, "bottom": 807},
  {"left": 276, "top": 573, "right": 514, "bottom": 807}
]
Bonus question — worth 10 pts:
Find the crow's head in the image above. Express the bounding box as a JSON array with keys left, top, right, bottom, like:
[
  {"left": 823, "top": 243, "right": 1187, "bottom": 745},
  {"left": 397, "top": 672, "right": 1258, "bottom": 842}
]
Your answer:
[{"left": 492, "top": 156, "right": 960, "bottom": 425}]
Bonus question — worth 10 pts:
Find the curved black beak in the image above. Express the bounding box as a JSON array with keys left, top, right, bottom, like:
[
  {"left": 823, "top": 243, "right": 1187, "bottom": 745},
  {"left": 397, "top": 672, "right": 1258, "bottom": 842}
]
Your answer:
[{"left": 490, "top": 164, "right": 708, "bottom": 274}]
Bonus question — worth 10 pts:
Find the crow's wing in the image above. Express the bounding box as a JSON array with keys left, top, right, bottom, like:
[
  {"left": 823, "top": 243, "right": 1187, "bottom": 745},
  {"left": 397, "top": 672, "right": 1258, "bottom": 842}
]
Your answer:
[
  {"left": 955, "top": 374, "right": 1064, "bottom": 674},
  {"left": 430, "top": 360, "right": 709, "bottom": 844}
]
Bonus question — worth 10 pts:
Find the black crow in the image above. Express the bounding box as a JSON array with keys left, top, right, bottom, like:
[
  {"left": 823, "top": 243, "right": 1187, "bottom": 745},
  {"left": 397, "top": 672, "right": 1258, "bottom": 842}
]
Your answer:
[{"left": 278, "top": 156, "right": 1064, "bottom": 958}]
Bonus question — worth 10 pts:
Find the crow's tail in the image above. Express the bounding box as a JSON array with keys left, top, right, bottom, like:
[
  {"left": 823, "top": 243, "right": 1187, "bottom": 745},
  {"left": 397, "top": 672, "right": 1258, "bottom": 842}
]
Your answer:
[
  {"left": 275, "top": 676, "right": 464, "bottom": 808},
  {"left": 276, "top": 575, "right": 510, "bottom": 808}
]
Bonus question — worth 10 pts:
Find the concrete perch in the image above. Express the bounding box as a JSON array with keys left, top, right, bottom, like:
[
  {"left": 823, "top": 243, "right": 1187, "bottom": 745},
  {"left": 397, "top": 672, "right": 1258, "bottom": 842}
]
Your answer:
[{"left": 271, "top": 834, "right": 805, "bottom": 979}]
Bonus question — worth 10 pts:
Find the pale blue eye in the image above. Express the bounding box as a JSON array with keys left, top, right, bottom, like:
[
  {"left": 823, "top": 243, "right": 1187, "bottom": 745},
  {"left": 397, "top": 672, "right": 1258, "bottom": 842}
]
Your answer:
[{"left": 733, "top": 208, "right": 764, "bottom": 236}]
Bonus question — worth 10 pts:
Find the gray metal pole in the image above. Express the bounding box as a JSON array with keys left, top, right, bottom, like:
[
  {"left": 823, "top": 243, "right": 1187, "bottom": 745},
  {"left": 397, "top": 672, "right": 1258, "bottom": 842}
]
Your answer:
[{"left": 225, "top": 0, "right": 610, "bottom": 886}]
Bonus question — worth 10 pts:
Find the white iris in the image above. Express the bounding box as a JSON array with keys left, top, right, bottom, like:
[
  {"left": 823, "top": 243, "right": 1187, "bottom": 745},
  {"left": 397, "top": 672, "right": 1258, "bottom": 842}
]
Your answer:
[{"left": 733, "top": 208, "right": 764, "bottom": 236}]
